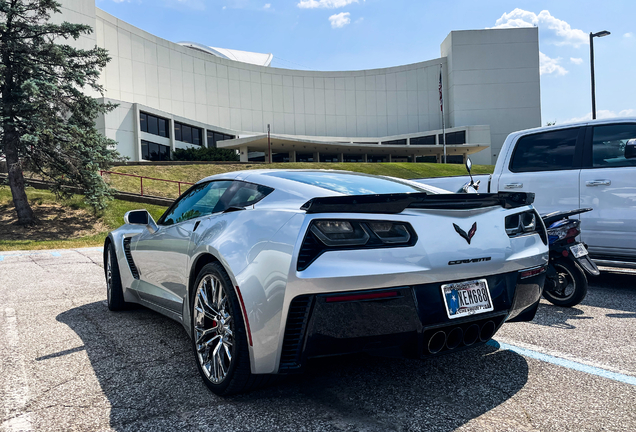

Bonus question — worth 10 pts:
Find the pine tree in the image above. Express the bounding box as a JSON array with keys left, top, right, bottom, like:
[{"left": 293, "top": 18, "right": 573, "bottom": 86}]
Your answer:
[{"left": 0, "top": 0, "right": 119, "bottom": 225}]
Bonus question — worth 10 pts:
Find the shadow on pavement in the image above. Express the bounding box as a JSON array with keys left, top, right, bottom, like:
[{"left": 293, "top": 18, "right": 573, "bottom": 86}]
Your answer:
[
  {"left": 531, "top": 305, "right": 593, "bottom": 329},
  {"left": 57, "top": 301, "right": 529, "bottom": 431}
]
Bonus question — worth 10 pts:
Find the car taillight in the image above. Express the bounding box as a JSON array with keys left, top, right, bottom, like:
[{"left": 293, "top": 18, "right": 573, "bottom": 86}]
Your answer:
[
  {"left": 297, "top": 219, "right": 417, "bottom": 271},
  {"left": 505, "top": 210, "right": 545, "bottom": 244}
]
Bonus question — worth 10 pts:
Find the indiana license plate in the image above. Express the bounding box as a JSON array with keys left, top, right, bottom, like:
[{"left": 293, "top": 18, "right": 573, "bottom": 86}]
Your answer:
[
  {"left": 441, "top": 279, "right": 493, "bottom": 319},
  {"left": 570, "top": 243, "right": 588, "bottom": 258}
]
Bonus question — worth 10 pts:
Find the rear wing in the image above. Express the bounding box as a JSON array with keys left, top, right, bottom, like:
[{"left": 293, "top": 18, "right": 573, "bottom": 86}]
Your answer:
[{"left": 301, "top": 192, "right": 535, "bottom": 214}]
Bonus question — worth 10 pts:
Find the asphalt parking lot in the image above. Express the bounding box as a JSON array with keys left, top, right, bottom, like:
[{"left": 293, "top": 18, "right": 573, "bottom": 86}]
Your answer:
[{"left": 1, "top": 248, "right": 635, "bottom": 432}]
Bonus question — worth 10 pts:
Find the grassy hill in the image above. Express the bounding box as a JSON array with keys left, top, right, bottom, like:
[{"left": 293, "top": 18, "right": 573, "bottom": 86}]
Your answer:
[
  {"left": 0, "top": 186, "right": 167, "bottom": 251},
  {"left": 108, "top": 162, "right": 494, "bottom": 199}
]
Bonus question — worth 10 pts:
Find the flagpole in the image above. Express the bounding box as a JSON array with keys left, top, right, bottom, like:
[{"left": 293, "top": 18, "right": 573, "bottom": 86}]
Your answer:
[{"left": 439, "top": 63, "right": 446, "bottom": 164}]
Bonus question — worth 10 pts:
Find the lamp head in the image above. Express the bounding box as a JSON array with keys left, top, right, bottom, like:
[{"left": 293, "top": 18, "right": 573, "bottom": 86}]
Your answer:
[{"left": 593, "top": 30, "right": 611, "bottom": 38}]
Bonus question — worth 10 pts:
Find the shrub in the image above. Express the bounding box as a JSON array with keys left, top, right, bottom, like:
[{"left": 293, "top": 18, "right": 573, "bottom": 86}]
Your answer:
[{"left": 172, "top": 147, "right": 239, "bottom": 162}]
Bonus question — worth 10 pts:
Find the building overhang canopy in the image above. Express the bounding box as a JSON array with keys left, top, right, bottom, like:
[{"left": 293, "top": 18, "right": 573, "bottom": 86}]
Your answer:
[{"left": 217, "top": 134, "right": 487, "bottom": 157}]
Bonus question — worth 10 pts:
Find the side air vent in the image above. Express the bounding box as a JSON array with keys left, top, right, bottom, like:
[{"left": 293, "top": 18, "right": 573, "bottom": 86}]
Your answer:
[
  {"left": 279, "top": 295, "right": 313, "bottom": 372},
  {"left": 296, "top": 232, "right": 323, "bottom": 271},
  {"left": 123, "top": 237, "right": 139, "bottom": 279}
]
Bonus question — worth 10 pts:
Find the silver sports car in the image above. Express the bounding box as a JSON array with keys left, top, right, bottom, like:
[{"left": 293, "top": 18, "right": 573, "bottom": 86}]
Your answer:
[{"left": 104, "top": 169, "right": 548, "bottom": 395}]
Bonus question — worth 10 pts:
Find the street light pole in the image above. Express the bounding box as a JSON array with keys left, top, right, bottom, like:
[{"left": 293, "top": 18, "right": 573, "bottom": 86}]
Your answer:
[{"left": 589, "top": 30, "right": 610, "bottom": 120}]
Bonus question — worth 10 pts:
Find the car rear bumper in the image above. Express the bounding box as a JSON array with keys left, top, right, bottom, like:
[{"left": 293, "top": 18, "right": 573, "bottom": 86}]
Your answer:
[{"left": 278, "top": 268, "right": 545, "bottom": 372}]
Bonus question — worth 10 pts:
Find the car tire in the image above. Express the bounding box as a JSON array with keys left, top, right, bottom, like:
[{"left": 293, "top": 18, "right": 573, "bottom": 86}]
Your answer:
[
  {"left": 191, "top": 262, "right": 275, "bottom": 396},
  {"left": 543, "top": 259, "right": 588, "bottom": 307},
  {"left": 105, "top": 242, "right": 126, "bottom": 311}
]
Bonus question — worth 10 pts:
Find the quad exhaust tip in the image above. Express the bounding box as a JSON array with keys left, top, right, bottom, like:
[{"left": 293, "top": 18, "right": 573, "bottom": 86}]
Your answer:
[{"left": 426, "top": 320, "right": 497, "bottom": 354}]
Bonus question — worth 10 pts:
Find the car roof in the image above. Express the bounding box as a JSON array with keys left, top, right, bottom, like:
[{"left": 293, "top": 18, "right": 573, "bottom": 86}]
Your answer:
[
  {"left": 197, "top": 169, "right": 441, "bottom": 198},
  {"left": 508, "top": 117, "right": 636, "bottom": 138}
]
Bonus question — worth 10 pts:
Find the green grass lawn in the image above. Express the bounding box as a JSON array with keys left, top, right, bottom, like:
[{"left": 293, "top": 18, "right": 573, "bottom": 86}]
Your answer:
[
  {"left": 108, "top": 162, "right": 494, "bottom": 199},
  {"left": 0, "top": 186, "right": 167, "bottom": 251}
]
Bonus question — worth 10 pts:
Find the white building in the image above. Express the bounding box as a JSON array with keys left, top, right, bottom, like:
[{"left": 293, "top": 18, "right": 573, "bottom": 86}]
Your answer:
[{"left": 58, "top": 0, "right": 542, "bottom": 165}]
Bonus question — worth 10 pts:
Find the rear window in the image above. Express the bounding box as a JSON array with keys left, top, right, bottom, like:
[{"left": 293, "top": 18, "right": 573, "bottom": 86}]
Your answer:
[
  {"left": 510, "top": 128, "right": 579, "bottom": 172},
  {"left": 265, "top": 171, "right": 428, "bottom": 195}
]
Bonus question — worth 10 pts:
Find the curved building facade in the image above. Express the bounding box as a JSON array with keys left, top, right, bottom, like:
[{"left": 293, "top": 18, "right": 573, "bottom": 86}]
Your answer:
[{"left": 60, "top": 0, "right": 542, "bottom": 165}]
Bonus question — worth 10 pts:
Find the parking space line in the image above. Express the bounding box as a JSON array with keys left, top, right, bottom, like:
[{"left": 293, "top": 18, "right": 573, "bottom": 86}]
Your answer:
[
  {"left": 2, "top": 308, "right": 33, "bottom": 431},
  {"left": 0, "top": 247, "right": 103, "bottom": 262},
  {"left": 488, "top": 339, "right": 636, "bottom": 386}
]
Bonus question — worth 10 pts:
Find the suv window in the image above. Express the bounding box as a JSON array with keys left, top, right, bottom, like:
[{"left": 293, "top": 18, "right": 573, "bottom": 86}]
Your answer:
[
  {"left": 592, "top": 124, "right": 636, "bottom": 168},
  {"left": 510, "top": 128, "right": 579, "bottom": 172},
  {"left": 159, "top": 181, "right": 233, "bottom": 226}
]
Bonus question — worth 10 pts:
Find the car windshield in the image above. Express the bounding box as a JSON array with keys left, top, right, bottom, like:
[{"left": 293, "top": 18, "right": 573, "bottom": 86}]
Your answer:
[{"left": 265, "top": 171, "right": 429, "bottom": 195}]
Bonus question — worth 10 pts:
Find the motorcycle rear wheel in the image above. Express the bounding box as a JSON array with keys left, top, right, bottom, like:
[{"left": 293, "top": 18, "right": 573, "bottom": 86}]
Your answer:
[{"left": 543, "top": 259, "right": 588, "bottom": 307}]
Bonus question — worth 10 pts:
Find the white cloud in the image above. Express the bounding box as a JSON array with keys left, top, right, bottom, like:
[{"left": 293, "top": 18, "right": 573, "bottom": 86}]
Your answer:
[
  {"left": 298, "top": 0, "right": 359, "bottom": 9},
  {"left": 625, "top": 32, "right": 633, "bottom": 38},
  {"left": 564, "top": 109, "right": 636, "bottom": 124},
  {"left": 491, "top": 9, "right": 588, "bottom": 47},
  {"left": 354, "top": 17, "right": 364, "bottom": 24},
  {"left": 329, "top": 12, "right": 350, "bottom": 28},
  {"left": 570, "top": 57, "right": 583, "bottom": 65},
  {"left": 264, "top": 3, "right": 271, "bottom": 8},
  {"left": 539, "top": 52, "right": 568, "bottom": 76}
]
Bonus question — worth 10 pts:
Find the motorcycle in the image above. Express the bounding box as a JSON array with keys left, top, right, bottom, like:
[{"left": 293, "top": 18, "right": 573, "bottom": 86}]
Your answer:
[
  {"left": 540, "top": 208, "right": 600, "bottom": 307},
  {"left": 457, "top": 158, "right": 598, "bottom": 307}
]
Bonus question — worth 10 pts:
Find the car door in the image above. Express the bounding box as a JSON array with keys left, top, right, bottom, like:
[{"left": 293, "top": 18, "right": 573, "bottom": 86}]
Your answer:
[
  {"left": 579, "top": 123, "right": 636, "bottom": 259},
  {"left": 494, "top": 127, "right": 585, "bottom": 215},
  {"left": 132, "top": 180, "right": 234, "bottom": 313}
]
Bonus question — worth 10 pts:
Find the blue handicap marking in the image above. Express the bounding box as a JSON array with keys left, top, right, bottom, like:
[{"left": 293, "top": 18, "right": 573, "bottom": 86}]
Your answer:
[
  {"left": 0, "top": 256, "right": 4, "bottom": 262},
  {"left": 50, "top": 252, "right": 62, "bottom": 257}
]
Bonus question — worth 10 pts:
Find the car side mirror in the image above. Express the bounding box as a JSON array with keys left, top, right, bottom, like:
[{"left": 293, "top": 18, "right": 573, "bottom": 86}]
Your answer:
[
  {"left": 124, "top": 209, "right": 158, "bottom": 234},
  {"left": 626, "top": 139, "right": 636, "bottom": 159}
]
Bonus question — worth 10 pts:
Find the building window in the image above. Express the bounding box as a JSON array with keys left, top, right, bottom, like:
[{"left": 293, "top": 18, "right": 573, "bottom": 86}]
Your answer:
[
  {"left": 207, "top": 130, "right": 235, "bottom": 148},
  {"left": 319, "top": 153, "right": 339, "bottom": 162},
  {"left": 410, "top": 135, "right": 436, "bottom": 145},
  {"left": 174, "top": 121, "right": 203, "bottom": 145},
  {"left": 141, "top": 140, "right": 171, "bottom": 161},
  {"left": 296, "top": 153, "right": 314, "bottom": 162},
  {"left": 438, "top": 131, "right": 466, "bottom": 145},
  {"left": 140, "top": 112, "right": 169, "bottom": 138},
  {"left": 382, "top": 139, "right": 407, "bottom": 145}
]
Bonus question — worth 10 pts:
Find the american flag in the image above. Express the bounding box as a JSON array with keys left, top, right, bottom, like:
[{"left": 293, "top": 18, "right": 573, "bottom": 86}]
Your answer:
[{"left": 439, "top": 68, "right": 443, "bottom": 113}]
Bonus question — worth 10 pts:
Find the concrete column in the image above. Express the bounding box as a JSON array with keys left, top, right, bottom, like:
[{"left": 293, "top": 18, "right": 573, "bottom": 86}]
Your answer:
[
  {"left": 313, "top": 151, "right": 320, "bottom": 162},
  {"left": 412, "top": 154, "right": 417, "bottom": 163},
  {"left": 338, "top": 153, "right": 344, "bottom": 163},
  {"left": 463, "top": 153, "right": 468, "bottom": 164},
  {"left": 436, "top": 154, "right": 442, "bottom": 163},
  {"left": 289, "top": 150, "right": 297, "bottom": 162},
  {"left": 388, "top": 154, "right": 392, "bottom": 163},
  {"left": 169, "top": 115, "right": 176, "bottom": 154},
  {"left": 362, "top": 154, "right": 368, "bottom": 163},
  {"left": 203, "top": 128, "right": 209, "bottom": 148},
  {"left": 239, "top": 146, "right": 249, "bottom": 162},
  {"left": 132, "top": 104, "right": 142, "bottom": 161}
]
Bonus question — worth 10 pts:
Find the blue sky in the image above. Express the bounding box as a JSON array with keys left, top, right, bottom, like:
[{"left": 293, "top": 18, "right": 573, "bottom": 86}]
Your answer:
[{"left": 96, "top": 0, "right": 635, "bottom": 125}]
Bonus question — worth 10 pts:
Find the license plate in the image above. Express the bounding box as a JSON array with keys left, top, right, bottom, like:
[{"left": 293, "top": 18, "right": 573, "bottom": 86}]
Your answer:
[
  {"left": 441, "top": 279, "right": 493, "bottom": 319},
  {"left": 570, "top": 243, "right": 588, "bottom": 258}
]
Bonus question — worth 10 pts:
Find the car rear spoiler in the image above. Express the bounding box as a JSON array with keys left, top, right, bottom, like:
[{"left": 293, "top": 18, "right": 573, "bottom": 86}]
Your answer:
[{"left": 301, "top": 192, "right": 535, "bottom": 214}]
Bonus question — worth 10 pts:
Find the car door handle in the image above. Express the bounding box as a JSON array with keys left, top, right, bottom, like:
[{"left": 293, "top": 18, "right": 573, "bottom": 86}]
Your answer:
[
  {"left": 585, "top": 180, "right": 611, "bottom": 187},
  {"left": 504, "top": 183, "right": 523, "bottom": 189}
]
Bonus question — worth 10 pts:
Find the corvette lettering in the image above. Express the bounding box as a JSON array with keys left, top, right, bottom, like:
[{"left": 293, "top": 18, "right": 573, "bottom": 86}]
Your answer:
[{"left": 448, "top": 257, "right": 492, "bottom": 266}]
